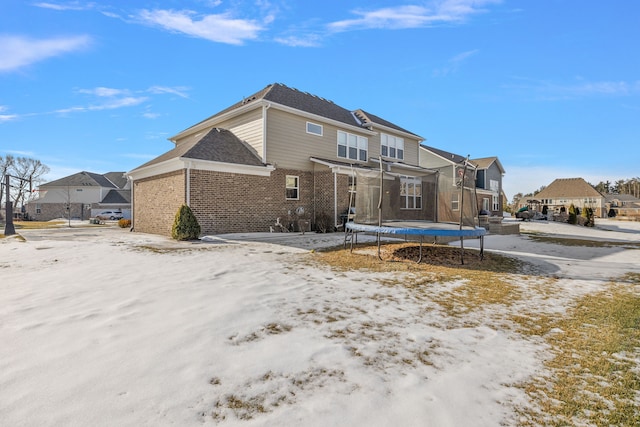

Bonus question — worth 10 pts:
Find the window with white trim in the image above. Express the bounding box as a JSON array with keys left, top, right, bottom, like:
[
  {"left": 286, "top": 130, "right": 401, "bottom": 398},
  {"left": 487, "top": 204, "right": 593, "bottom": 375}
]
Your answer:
[
  {"left": 492, "top": 194, "right": 499, "bottom": 211},
  {"left": 452, "top": 193, "right": 460, "bottom": 211},
  {"left": 381, "top": 133, "right": 404, "bottom": 160},
  {"left": 306, "top": 122, "right": 323, "bottom": 136},
  {"left": 337, "top": 131, "right": 368, "bottom": 161},
  {"left": 400, "top": 175, "right": 422, "bottom": 209},
  {"left": 286, "top": 175, "right": 299, "bottom": 200}
]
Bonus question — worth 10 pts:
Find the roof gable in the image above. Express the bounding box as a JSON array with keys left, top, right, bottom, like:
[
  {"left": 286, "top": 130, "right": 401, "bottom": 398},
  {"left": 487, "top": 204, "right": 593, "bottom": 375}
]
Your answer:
[
  {"left": 470, "top": 156, "right": 505, "bottom": 174},
  {"left": 175, "top": 83, "right": 419, "bottom": 139},
  {"left": 420, "top": 145, "right": 467, "bottom": 164},
  {"left": 101, "top": 189, "right": 131, "bottom": 204},
  {"left": 41, "top": 171, "right": 117, "bottom": 188},
  {"left": 131, "top": 127, "right": 265, "bottom": 172},
  {"left": 535, "top": 178, "right": 603, "bottom": 199}
]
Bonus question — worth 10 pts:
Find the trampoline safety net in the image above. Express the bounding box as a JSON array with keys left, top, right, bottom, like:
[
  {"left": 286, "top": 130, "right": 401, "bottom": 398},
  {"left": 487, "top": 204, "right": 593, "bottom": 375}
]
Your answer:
[{"left": 349, "top": 161, "right": 480, "bottom": 228}]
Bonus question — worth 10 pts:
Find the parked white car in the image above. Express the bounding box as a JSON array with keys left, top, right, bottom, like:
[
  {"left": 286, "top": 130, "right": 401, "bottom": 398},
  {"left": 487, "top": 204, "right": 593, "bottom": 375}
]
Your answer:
[{"left": 96, "top": 210, "right": 123, "bottom": 220}]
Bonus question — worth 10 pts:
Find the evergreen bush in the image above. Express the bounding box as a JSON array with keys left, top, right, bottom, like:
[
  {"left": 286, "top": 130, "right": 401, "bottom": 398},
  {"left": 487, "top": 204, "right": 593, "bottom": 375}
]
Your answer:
[
  {"left": 172, "top": 204, "right": 201, "bottom": 240},
  {"left": 568, "top": 204, "right": 578, "bottom": 224},
  {"left": 581, "top": 206, "right": 594, "bottom": 227}
]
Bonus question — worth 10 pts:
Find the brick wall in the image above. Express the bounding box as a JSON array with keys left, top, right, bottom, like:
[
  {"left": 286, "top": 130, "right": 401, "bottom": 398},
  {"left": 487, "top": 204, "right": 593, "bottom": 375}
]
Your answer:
[
  {"left": 133, "top": 170, "right": 185, "bottom": 236},
  {"left": 24, "top": 202, "right": 90, "bottom": 221},
  {"left": 189, "top": 168, "right": 315, "bottom": 234},
  {"left": 132, "top": 166, "right": 353, "bottom": 237}
]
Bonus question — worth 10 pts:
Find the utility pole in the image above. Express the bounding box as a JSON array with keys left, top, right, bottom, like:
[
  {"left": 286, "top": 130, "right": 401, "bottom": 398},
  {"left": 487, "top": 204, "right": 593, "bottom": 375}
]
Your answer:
[{"left": 3, "top": 174, "right": 32, "bottom": 236}]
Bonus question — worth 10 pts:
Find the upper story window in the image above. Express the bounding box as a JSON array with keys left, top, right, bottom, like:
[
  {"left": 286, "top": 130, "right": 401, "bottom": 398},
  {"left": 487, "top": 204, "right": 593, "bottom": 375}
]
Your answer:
[
  {"left": 306, "top": 122, "right": 323, "bottom": 136},
  {"left": 489, "top": 179, "right": 499, "bottom": 192},
  {"left": 337, "top": 131, "right": 368, "bottom": 162},
  {"left": 381, "top": 133, "right": 404, "bottom": 160}
]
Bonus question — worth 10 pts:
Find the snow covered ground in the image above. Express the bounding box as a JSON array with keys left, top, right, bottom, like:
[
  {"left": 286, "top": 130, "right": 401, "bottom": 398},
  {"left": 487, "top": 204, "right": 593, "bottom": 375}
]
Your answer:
[{"left": 1, "top": 219, "right": 639, "bottom": 426}]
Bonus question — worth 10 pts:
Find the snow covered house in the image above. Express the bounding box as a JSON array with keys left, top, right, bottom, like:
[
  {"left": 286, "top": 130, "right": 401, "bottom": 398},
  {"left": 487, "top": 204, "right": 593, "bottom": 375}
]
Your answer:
[{"left": 127, "top": 83, "right": 433, "bottom": 237}]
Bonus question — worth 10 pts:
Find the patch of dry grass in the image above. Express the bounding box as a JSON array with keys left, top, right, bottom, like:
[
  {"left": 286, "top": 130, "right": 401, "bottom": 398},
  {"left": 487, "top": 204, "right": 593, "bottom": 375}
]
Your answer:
[
  {"left": 516, "top": 281, "right": 640, "bottom": 426},
  {"left": 524, "top": 232, "right": 640, "bottom": 249},
  {"left": 12, "top": 220, "right": 67, "bottom": 229}
]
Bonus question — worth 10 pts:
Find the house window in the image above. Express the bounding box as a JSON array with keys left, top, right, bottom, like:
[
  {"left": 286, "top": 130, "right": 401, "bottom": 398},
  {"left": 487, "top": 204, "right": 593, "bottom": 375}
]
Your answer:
[
  {"left": 492, "top": 194, "right": 499, "bottom": 211},
  {"left": 452, "top": 193, "right": 460, "bottom": 211},
  {"left": 36, "top": 204, "right": 41, "bottom": 214},
  {"left": 306, "top": 122, "right": 323, "bottom": 136},
  {"left": 381, "top": 133, "right": 404, "bottom": 160},
  {"left": 338, "top": 131, "right": 367, "bottom": 161},
  {"left": 482, "top": 198, "right": 490, "bottom": 211},
  {"left": 286, "top": 175, "right": 299, "bottom": 200},
  {"left": 348, "top": 176, "right": 356, "bottom": 194},
  {"left": 400, "top": 175, "right": 422, "bottom": 209}
]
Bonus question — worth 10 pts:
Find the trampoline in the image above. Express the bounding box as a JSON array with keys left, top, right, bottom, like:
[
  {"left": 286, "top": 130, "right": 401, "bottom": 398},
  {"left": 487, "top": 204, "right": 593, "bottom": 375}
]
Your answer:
[{"left": 344, "top": 156, "right": 486, "bottom": 264}]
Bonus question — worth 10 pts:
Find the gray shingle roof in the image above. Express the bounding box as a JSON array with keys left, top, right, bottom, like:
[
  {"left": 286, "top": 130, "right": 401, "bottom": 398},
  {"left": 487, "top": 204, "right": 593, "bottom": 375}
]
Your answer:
[
  {"left": 103, "top": 172, "right": 127, "bottom": 189},
  {"left": 180, "top": 83, "right": 419, "bottom": 138},
  {"left": 132, "top": 127, "right": 265, "bottom": 171},
  {"left": 101, "top": 189, "right": 131, "bottom": 204},
  {"left": 421, "top": 145, "right": 467, "bottom": 164},
  {"left": 535, "top": 178, "right": 603, "bottom": 199},
  {"left": 353, "top": 109, "right": 419, "bottom": 137},
  {"left": 41, "top": 171, "right": 118, "bottom": 188}
]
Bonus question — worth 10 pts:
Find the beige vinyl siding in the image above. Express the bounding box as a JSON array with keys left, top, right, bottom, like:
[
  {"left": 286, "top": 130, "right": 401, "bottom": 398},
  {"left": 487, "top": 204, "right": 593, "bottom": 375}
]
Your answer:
[
  {"left": 265, "top": 109, "right": 372, "bottom": 171},
  {"left": 399, "top": 137, "right": 420, "bottom": 165},
  {"left": 215, "top": 108, "right": 264, "bottom": 159}
]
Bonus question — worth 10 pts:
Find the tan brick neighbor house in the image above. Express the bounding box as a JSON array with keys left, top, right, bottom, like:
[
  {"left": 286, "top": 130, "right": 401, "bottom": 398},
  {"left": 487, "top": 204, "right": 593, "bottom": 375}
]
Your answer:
[
  {"left": 127, "top": 83, "right": 432, "bottom": 237},
  {"left": 532, "top": 177, "right": 606, "bottom": 218}
]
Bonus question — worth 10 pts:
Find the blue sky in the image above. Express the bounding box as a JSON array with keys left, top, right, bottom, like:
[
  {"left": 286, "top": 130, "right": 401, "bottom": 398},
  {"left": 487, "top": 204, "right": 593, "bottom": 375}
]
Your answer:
[{"left": 1, "top": 0, "right": 638, "bottom": 199}]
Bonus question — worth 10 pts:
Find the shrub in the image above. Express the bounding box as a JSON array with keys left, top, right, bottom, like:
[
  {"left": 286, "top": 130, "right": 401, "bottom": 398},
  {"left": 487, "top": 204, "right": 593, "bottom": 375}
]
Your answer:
[
  {"left": 172, "top": 204, "right": 201, "bottom": 240},
  {"left": 568, "top": 204, "right": 577, "bottom": 225},
  {"left": 581, "top": 206, "right": 594, "bottom": 227},
  {"left": 314, "top": 211, "right": 334, "bottom": 233},
  {"left": 118, "top": 219, "right": 131, "bottom": 228}
]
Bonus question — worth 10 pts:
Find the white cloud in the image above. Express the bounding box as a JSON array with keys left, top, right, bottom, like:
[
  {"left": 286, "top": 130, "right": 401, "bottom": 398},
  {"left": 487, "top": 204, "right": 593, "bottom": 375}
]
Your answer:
[
  {"left": 0, "top": 35, "right": 91, "bottom": 72},
  {"left": 328, "top": 1, "right": 500, "bottom": 32},
  {"left": 147, "top": 86, "right": 190, "bottom": 99},
  {"left": 0, "top": 114, "right": 20, "bottom": 123},
  {"left": 32, "top": 1, "right": 96, "bottom": 11},
  {"left": 433, "top": 49, "right": 479, "bottom": 76},
  {"left": 274, "top": 34, "right": 321, "bottom": 47},
  {"left": 54, "top": 96, "right": 148, "bottom": 114},
  {"left": 77, "top": 87, "right": 129, "bottom": 97},
  {"left": 137, "top": 9, "right": 264, "bottom": 45},
  {"left": 505, "top": 77, "right": 640, "bottom": 100}
]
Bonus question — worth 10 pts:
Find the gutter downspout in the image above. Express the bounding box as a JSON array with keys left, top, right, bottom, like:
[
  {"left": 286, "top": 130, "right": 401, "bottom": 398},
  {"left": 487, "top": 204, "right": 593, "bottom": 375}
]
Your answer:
[
  {"left": 333, "top": 171, "right": 338, "bottom": 227},
  {"left": 186, "top": 161, "right": 191, "bottom": 206},
  {"left": 262, "top": 103, "right": 271, "bottom": 163}
]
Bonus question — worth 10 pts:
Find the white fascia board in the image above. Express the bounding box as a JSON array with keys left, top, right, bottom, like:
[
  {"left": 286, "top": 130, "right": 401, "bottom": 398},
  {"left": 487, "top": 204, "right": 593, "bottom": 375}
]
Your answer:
[
  {"left": 269, "top": 102, "right": 377, "bottom": 136},
  {"left": 126, "top": 158, "right": 184, "bottom": 181},
  {"left": 184, "top": 158, "right": 275, "bottom": 176},
  {"left": 127, "top": 156, "right": 275, "bottom": 181},
  {"left": 369, "top": 122, "right": 424, "bottom": 142}
]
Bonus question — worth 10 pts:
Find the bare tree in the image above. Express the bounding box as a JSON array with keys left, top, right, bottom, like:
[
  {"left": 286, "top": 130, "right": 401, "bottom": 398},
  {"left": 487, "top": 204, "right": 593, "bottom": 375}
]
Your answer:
[{"left": 10, "top": 156, "right": 50, "bottom": 208}]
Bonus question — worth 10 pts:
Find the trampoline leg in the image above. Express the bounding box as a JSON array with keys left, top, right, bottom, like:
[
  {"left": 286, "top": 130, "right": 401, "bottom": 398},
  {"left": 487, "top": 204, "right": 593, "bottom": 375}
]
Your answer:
[
  {"left": 480, "top": 236, "right": 484, "bottom": 260},
  {"left": 377, "top": 233, "right": 382, "bottom": 261},
  {"left": 460, "top": 237, "right": 465, "bottom": 265},
  {"left": 417, "top": 236, "right": 423, "bottom": 263}
]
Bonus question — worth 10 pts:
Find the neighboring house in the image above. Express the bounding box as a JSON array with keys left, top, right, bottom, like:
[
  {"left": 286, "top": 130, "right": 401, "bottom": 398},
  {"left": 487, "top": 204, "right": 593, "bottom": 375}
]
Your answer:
[
  {"left": 470, "top": 156, "right": 506, "bottom": 216},
  {"left": 127, "top": 82, "right": 432, "bottom": 236},
  {"left": 605, "top": 194, "right": 640, "bottom": 218},
  {"left": 25, "top": 171, "right": 131, "bottom": 221},
  {"left": 534, "top": 177, "right": 606, "bottom": 218},
  {"left": 418, "top": 146, "right": 506, "bottom": 220}
]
